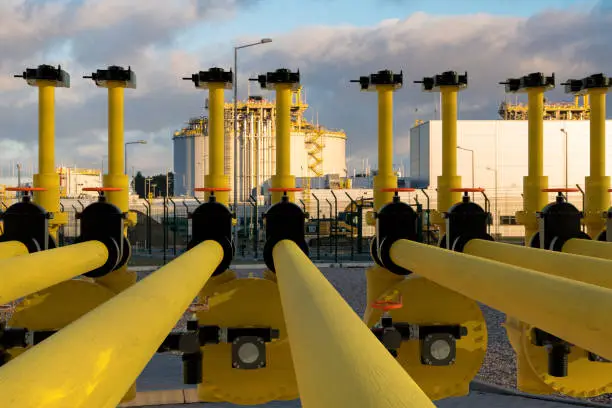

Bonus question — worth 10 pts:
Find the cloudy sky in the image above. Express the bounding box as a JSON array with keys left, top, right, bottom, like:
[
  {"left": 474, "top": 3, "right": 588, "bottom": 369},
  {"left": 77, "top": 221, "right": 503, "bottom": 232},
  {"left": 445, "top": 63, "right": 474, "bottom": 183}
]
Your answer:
[{"left": 0, "top": 0, "right": 609, "bottom": 178}]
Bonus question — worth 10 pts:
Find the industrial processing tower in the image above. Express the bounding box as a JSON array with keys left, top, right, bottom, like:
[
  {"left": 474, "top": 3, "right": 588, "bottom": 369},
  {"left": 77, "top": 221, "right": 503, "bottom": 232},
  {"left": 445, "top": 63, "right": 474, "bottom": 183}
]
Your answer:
[{"left": 173, "top": 87, "right": 347, "bottom": 200}]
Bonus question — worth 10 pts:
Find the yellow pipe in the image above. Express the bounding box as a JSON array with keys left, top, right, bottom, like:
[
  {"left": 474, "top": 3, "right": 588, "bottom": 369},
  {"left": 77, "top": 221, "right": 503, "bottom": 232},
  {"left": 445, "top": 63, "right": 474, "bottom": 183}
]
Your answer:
[
  {"left": 435, "top": 86, "right": 462, "bottom": 235},
  {"left": 0, "top": 241, "right": 28, "bottom": 260},
  {"left": 33, "top": 82, "right": 63, "bottom": 238},
  {"left": 464, "top": 239, "right": 612, "bottom": 289},
  {"left": 204, "top": 83, "right": 230, "bottom": 205},
  {"left": 584, "top": 88, "right": 610, "bottom": 237},
  {"left": 373, "top": 85, "right": 397, "bottom": 211},
  {"left": 0, "top": 240, "right": 223, "bottom": 408},
  {"left": 273, "top": 240, "right": 434, "bottom": 408},
  {"left": 271, "top": 83, "right": 296, "bottom": 203},
  {"left": 520, "top": 88, "right": 548, "bottom": 242},
  {"left": 562, "top": 238, "right": 612, "bottom": 261},
  {"left": 390, "top": 240, "right": 612, "bottom": 361},
  {"left": 0, "top": 241, "right": 108, "bottom": 306}
]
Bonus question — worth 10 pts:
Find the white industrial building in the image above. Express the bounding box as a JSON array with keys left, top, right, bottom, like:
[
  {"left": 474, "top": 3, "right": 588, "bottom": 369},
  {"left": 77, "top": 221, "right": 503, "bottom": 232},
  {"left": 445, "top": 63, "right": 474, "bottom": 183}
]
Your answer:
[
  {"left": 173, "top": 92, "right": 347, "bottom": 200},
  {"left": 410, "top": 120, "right": 612, "bottom": 237}
]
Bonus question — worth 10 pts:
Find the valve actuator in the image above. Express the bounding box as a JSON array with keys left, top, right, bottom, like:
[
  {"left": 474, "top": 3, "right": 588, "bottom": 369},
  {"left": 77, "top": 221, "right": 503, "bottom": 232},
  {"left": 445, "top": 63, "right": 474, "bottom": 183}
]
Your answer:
[
  {"left": 374, "top": 189, "right": 419, "bottom": 275},
  {"left": 443, "top": 190, "right": 494, "bottom": 251},
  {"left": 187, "top": 189, "right": 234, "bottom": 276},
  {"left": 76, "top": 188, "right": 127, "bottom": 277},
  {"left": 533, "top": 191, "right": 589, "bottom": 250},
  {"left": 263, "top": 191, "right": 308, "bottom": 272},
  {"left": 0, "top": 188, "right": 52, "bottom": 252}
]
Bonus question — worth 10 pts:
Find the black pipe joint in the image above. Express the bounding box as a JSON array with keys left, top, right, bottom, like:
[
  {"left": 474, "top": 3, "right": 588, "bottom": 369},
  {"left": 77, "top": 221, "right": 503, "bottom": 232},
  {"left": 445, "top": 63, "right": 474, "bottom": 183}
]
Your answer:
[
  {"left": 0, "top": 195, "right": 53, "bottom": 253},
  {"left": 442, "top": 194, "right": 493, "bottom": 252},
  {"left": 76, "top": 195, "right": 127, "bottom": 278},
  {"left": 532, "top": 194, "right": 589, "bottom": 250},
  {"left": 263, "top": 195, "right": 308, "bottom": 272},
  {"left": 187, "top": 195, "right": 234, "bottom": 276},
  {"left": 374, "top": 195, "right": 419, "bottom": 275}
]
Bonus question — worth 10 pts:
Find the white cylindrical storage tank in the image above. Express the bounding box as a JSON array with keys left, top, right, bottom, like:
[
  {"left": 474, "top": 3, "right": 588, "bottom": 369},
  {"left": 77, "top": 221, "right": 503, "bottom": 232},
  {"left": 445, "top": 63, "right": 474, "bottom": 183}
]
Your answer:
[
  {"left": 290, "top": 131, "right": 309, "bottom": 177},
  {"left": 194, "top": 134, "right": 207, "bottom": 197},
  {"left": 321, "top": 132, "right": 347, "bottom": 176},
  {"left": 173, "top": 134, "right": 190, "bottom": 197}
]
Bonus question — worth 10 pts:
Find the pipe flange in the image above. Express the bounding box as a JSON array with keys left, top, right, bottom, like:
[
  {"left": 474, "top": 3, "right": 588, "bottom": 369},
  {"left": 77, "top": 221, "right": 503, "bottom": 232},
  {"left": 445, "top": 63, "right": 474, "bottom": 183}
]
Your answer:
[
  {"left": 379, "top": 236, "right": 411, "bottom": 275},
  {"left": 370, "top": 237, "right": 384, "bottom": 268},
  {"left": 451, "top": 233, "right": 494, "bottom": 253},
  {"left": 82, "top": 236, "right": 120, "bottom": 278},
  {"left": 115, "top": 235, "right": 131, "bottom": 270}
]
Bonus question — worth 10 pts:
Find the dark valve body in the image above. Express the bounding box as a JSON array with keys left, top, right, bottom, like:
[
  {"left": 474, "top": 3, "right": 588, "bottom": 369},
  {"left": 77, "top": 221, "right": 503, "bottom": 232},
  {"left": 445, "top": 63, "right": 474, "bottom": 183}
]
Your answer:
[
  {"left": 263, "top": 194, "right": 308, "bottom": 272},
  {"left": 0, "top": 194, "right": 52, "bottom": 253},
  {"left": 187, "top": 194, "right": 234, "bottom": 276},
  {"left": 76, "top": 194, "right": 126, "bottom": 277},
  {"left": 374, "top": 194, "right": 419, "bottom": 275},
  {"left": 533, "top": 194, "right": 589, "bottom": 250},
  {"left": 443, "top": 193, "right": 494, "bottom": 252}
]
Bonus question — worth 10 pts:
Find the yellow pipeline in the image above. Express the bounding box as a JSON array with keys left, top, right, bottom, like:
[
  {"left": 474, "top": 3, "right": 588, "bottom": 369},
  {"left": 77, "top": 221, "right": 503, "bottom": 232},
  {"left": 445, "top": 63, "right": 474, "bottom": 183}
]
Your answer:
[
  {"left": 273, "top": 240, "right": 434, "bottom": 408},
  {"left": 98, "top": 82, "right": 135, "bottom": 293},
  {"left": 434, "top": 86, "right": 462, "bottom": 234},
  {"left": 33, "top": 81, "right": 64, "bottom": 238},
  {"left": 562, "top": 238, "right": 612, "bottom": 261},
  {"left": 204, "top": 83, "right": 230, "bottom": 205},
  {"left": 584, "top": 88, "right": 610, "bottom": 237},
  {"left": 373, "top": 85, "right": 397, "bottom": 211},
  {"left": 464, "top": 239, "right": 612, "bottom": 289},
  {"left": 271, "top": 84, "right": 296, "bottom": 203},
  {"left": 390, "top": 239, "right": 612, "bottom": 361},
  {"left": 519, "top": 88, "right": 548, "bottom": 243},
  {"left": 0, "top": 240, "right": 222, "bottom": 408},
  {"left": 0, "top": 241, "right": 108, "bottom": 306},
  {"left": 0, "top": 241, "right": 28, "bottom": 260}
]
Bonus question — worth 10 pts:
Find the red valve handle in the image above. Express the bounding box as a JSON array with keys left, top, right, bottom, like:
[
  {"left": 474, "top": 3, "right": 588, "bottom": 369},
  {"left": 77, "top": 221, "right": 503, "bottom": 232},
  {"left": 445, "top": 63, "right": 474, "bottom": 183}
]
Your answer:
[
  {"left": 6, "top": 187, "right": 46, "bottom": 192},
  {"left": 371, "top": 295, "right": 403, "bottom": 312},
  {"left": 268, "top": 187, "right": 303, "bottom": 192},
  {"left": 380, "top": 188, "right": 416, "bottom": 192},
  {"left": 541, "top": 188, "right": 580, "bottom": 193},
  {"left": 82, "top": 187, "right": 123, "bottom": 192},
  {"left": 450, "top": 188, "right": 485, "bottom": 193},
  {"left": 194, "top": 187, "right": 231, "bottom": 192},
  {"left": 608, "top": 189, "right": 612, "bottom": 192}
]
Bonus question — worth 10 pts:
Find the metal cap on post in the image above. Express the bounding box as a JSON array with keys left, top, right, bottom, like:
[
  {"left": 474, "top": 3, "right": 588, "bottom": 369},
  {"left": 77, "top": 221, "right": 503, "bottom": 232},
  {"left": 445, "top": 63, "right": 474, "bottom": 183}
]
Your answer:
[
  {"left": 414, "top": 70, "right": 467, "bottom": 92},
  {"left": 83, "top": 66, "right": 136, "bottom": 89},
  {"left": 499, "top": 72, "right": 555, "bottom": 93},
  {"left": 182, "top": 67, "right": 233, "bottom": 90},
  {"left": 14, "top": 64, "right": 70, "bottom": 88}
]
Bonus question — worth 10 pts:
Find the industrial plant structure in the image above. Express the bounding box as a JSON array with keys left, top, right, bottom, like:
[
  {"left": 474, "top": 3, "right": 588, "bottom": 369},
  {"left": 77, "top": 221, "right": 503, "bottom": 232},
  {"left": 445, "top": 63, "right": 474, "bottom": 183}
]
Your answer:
[{"left": 173, "top": 87, "right": 347, "bottom": 200}]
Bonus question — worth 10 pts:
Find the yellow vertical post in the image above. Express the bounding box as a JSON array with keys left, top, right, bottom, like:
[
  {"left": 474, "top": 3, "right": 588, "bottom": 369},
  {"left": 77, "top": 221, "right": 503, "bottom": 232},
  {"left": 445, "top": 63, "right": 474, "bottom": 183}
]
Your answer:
[
  {"left": 205, "top": 82, "right": 230, "bottom": 205},
  {"left": 373, "top": 85, "right": 397, "bottom": 211},
  {"left": 522, "top": 88, "right": 549, "bottom": 242},
  {"left": 15, "top": 65, "right": 72, "bottom": 241},
  {"left": 85, "top": 66, "right": 138, "bottom": 293},
  {"left": 437, "top": 85, "right": 462, "bottom": 231},
  {"left": 271, "top": 83, "right": 296, "bottom": 203},
  {"left": 584, "top": 88, "right": 610, "bottom": 237}
]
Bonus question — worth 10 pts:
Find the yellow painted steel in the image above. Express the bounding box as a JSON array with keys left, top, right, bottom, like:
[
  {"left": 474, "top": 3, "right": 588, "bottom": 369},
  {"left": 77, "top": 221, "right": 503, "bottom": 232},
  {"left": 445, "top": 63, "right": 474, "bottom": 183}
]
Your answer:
[
  {"left": 273, "top": 240, "right": 435, "bottom": 408},
  {"left": 432, "top": 86, "right": 462, "bottom": 234},
  {"left": 390, "top": 239, "right": 612, "bottom": 362},
  {"left": 0, "top": 241, "right": 28, "bottom": 260},
  {"left": 270, "top": 84, "right": 296, "bottom": 203},
  {"left": 0, "top": 241, "right": 108, "bottom": 306},
  {"left": 32, "top": 81, "right": 66, "bottom": 238},
  {"left": 97, "top": 81, "right": 136, "bottom": 293},
  {"left": 562, "top": 238, "right": 612, "bottom": 261},
  {"left": 363, "top": 265, "right": 404, "bottom": 324},
  {"left": 0, "top": 240, "right": 223, "bottom": 408},
  {"left": 463, "top": 239, "right": 612, "bottom": 396},
  {"left": 196, "top": 273, "right": 298, "bottom": 404},
  {"left": 464, "top": 239, "right": 612, "bottom": 288},
  {"left": 365, "top": 275, "right": 487, "bottom": 400},
  {"left": 373, "top": 85, "right": 398, "bottom": 211},
  {"left": 516, "top": 88, "right": 548, "bottom": 243},
  {"left": 204, "top": 82, "right": 230, "bottom": 205},
  {"left": 584, "top": 88, "right": 610, "bottom": 237}
]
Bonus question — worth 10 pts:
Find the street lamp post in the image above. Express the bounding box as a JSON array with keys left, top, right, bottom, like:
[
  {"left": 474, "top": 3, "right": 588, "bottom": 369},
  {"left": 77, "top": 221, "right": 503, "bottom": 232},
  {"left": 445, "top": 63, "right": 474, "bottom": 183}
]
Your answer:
[
  {"left": 233, "top": 37, "right": 272, "bottom": 250},
  {"left": 125, "top": 140, "right": 147, "bottom": 192},
  {"left": 485, "top": 166, "right": 498, "bottom": 236},
  {"left": 457, "top": 146, "right": 475, "bottom": 200}
]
